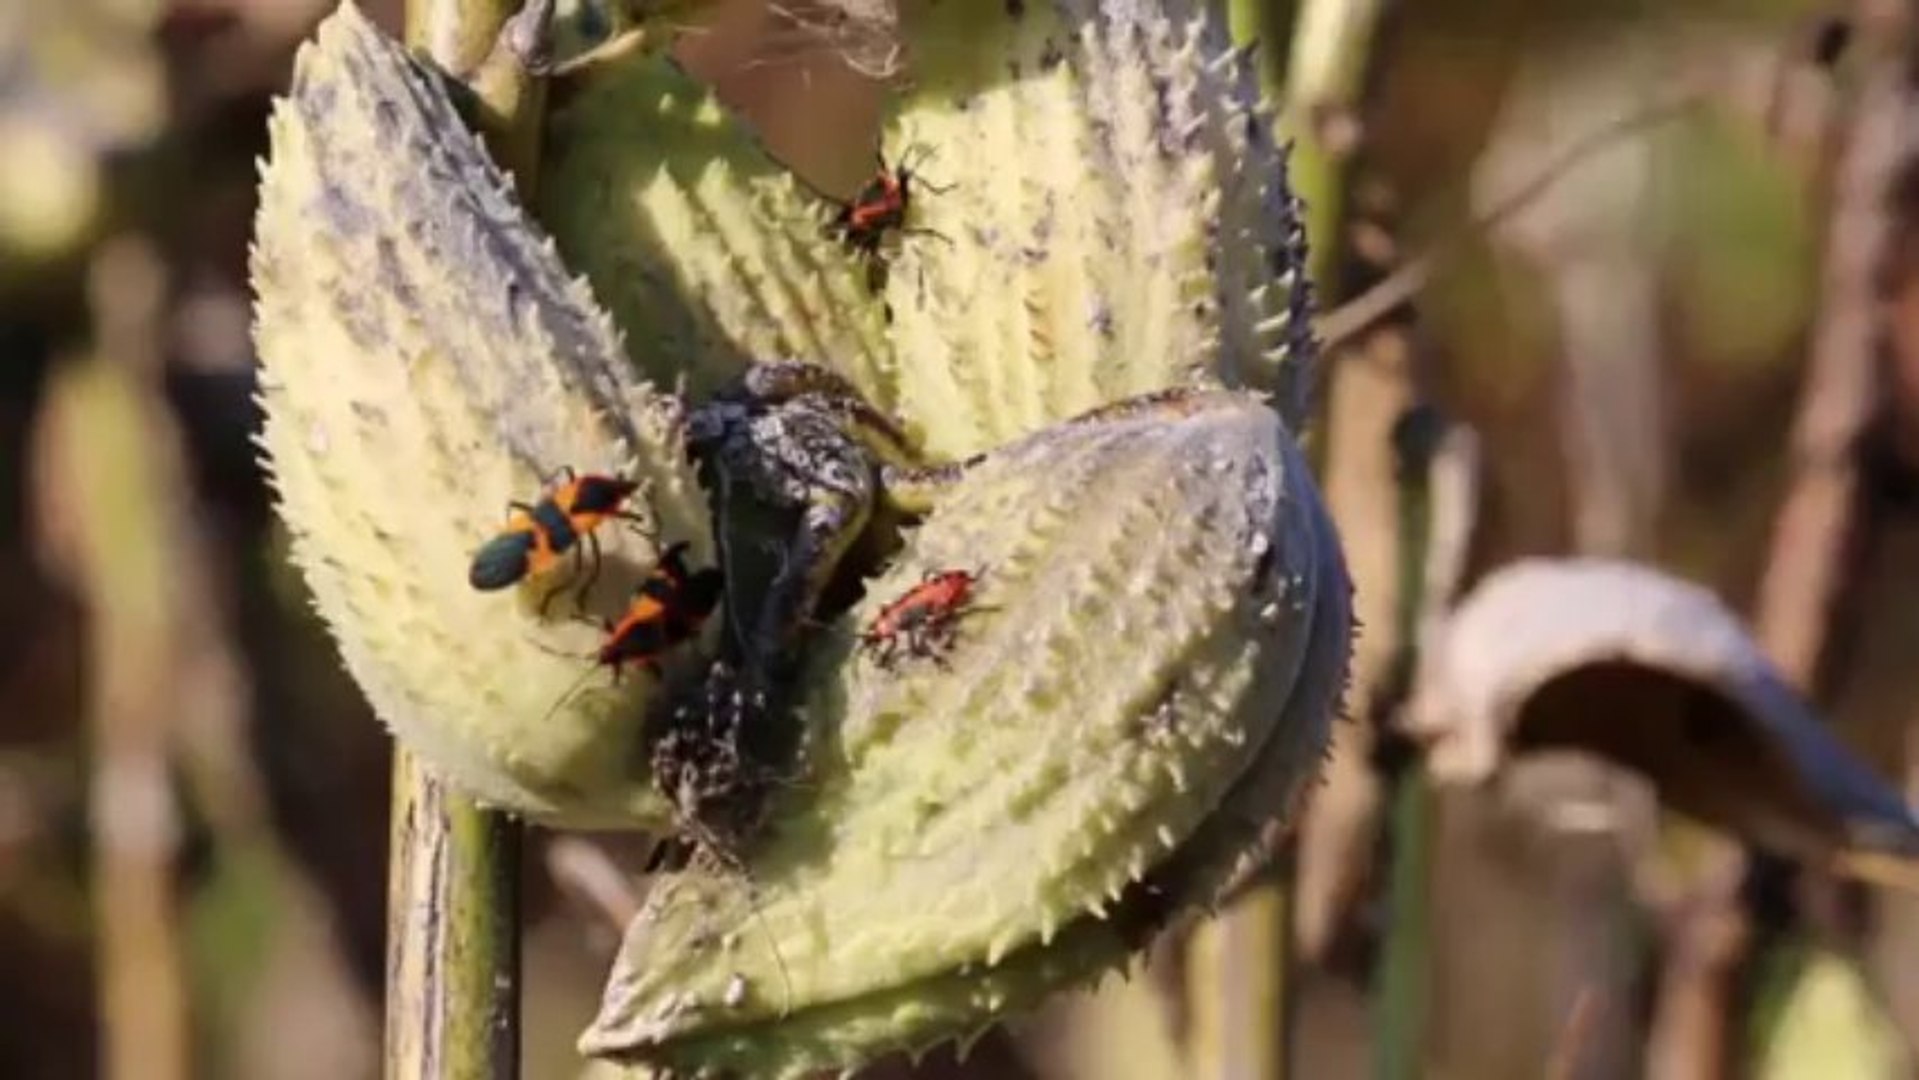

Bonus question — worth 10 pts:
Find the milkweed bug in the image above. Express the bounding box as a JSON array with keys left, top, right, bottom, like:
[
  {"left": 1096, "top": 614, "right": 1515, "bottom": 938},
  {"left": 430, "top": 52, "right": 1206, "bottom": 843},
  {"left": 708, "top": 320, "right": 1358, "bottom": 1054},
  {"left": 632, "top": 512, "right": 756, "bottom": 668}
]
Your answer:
[
  {"left": 468, "top": 467, "right": 647, "bottom": 614},
  {"left": 860, "top": 567, "right": 982, "bottom": 669},
  {"left": 536, "top": 542, "right": 725, "bottom": 723},
  {"left": 593, "top": 541, "right": 726, "bottom": 680},
  {"left": 829, "top": 146, "right": 953, "bottom": 292}
]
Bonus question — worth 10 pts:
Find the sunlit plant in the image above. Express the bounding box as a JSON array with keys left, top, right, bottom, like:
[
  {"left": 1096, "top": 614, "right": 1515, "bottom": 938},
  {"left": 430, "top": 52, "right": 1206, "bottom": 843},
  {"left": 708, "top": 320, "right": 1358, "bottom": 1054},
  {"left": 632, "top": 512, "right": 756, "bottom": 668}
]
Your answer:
[{"left": 250, "top": 0, "right": 1352, "bottom": 1074}]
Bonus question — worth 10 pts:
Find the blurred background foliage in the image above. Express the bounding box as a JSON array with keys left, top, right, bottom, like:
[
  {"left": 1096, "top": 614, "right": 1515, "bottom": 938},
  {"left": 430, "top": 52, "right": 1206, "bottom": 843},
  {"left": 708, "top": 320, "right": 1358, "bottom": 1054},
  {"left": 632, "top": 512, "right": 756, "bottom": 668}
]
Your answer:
[{"left": 7, "top": 0, "right": 1919, "bottom": 1076}]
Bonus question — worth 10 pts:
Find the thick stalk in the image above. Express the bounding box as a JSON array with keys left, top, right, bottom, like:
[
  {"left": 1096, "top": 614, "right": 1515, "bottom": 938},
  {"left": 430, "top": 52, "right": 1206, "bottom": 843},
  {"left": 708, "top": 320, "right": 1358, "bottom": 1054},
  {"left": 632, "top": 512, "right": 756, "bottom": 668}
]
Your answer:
[
  {"left": 1185, "top": 854, "right": 1293, "bottom": 1080},
  {"left": 1277, "top": 0, "right": 1385, "bottom": 288},
  {"left": 1375, "top": 773, "right": 1430, "bottom": 1080},
  {"left": 384, "top": 1, "right": 546, "bottom": 1076},
  {"left": 384, "top": 753, "right": 524, "bottom": 1080}
]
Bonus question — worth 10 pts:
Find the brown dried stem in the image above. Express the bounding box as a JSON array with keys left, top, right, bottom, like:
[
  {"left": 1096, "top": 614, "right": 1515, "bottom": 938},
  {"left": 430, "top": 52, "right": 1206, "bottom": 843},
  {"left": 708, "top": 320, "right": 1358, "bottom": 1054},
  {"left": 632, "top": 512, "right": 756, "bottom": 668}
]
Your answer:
[{"left": 1652, "top": 7, "right": 1905, "bottom": 1077}]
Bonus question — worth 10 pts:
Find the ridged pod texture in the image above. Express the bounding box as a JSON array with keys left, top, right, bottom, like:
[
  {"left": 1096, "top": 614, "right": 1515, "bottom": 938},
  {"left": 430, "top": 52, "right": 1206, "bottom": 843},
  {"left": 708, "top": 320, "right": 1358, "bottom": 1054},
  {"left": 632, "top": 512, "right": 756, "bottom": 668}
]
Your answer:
[
  {"left": 540, "top": 0, "right": 1312, "bottom": 459},
  {"left": 583, "top": 392, "right": 1351, "bottom": 1077},
  {"left": 539, "top": 53, "right": 899, "bottom": 410},
  {"left": 251, "top": 4, "right": 709, "bottom": 826},
  {"left": 254, "top": 0, "right": 1353, "bottom": 1072}
]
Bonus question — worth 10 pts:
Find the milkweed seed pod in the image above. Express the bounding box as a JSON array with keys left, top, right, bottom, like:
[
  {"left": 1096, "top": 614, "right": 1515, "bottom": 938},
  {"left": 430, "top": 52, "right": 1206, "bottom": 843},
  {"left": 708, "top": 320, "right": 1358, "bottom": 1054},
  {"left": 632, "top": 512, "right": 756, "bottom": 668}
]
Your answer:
[{"left": 251, "top": 0, "right": 1352, "bottom": 1072}]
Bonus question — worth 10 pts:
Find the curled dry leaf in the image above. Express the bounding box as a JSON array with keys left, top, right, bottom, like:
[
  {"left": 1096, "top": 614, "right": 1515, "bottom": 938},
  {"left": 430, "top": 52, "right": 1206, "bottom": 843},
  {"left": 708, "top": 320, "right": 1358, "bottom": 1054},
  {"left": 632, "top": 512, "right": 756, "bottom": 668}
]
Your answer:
[{"left": 1405, "top": 558, "right": 1919, "bottom": 861}]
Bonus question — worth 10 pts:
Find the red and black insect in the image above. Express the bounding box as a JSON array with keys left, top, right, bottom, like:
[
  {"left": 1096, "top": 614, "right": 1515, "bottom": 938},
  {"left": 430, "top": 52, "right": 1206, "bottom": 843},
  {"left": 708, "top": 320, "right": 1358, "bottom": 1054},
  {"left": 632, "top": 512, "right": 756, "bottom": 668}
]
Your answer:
[
  {"left": 468, "top": 467, "right": 646, "bottom": 612},
  {"left": 829, "top": 146, "right": 953, "bottom": 292},
  {"left": 537, "top": 541, "right": 725, "bottom": 723},
  {"left": 860, "top": 567, "right": 982, "bottom": 669},
  {"left": 591, "top": 541, "right": 726, "bottom": 681}
]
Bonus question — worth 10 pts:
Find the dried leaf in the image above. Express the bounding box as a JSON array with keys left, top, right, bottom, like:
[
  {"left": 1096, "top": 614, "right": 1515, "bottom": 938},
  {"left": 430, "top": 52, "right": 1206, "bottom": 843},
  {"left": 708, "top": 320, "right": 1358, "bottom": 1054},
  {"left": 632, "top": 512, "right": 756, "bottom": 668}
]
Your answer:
[{"left": 1405, "top": 558, "right": 1919, "bottom": 860}]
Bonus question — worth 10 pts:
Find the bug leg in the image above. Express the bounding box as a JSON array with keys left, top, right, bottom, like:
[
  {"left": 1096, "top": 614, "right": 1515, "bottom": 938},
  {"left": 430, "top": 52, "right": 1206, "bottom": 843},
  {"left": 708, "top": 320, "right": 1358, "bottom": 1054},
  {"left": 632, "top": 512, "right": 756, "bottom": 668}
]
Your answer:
[
  {"left": 537, "top": 538, "right": 585, "bottom": 618},
  {"left": 571, "top": 530, "right": 604, "bottom": 613},
  {"left": 910, "top": 628, "right": 939, "bottom": 667},
  {"left": 902, "top": 226, "right": 954, "bottom": 247},
  {"left": 523, "top": 635, "right": 582, "bottom": 661}
]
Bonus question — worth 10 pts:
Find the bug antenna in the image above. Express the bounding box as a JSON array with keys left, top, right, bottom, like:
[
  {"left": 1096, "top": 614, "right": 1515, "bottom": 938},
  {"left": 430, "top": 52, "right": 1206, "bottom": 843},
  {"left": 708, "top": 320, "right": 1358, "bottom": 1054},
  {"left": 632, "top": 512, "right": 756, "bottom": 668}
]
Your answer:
[
  {"left": 523, "top": 635, "right": 578, "bottom": 660},
  {"left": 536, "top": 662, "right": 606, "bottom": 727},
  {"left": 740, "top": 865, "right": 795, "bottom": 1018},
  {"left": 693, "top": 842, "right": 795, "bottom": 1017}
]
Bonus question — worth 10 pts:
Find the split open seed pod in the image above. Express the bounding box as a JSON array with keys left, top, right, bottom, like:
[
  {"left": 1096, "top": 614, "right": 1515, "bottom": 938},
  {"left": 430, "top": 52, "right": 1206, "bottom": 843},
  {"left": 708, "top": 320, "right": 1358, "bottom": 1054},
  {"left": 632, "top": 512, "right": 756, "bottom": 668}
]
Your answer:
[
  {"left": 251, "top": 0, "right": 1352, "bottom": 1072},
  {"left": 584, "top": 389, "right": 1349, "bottom": 1075},
  {"left": 252, "top": 4, "right": 709, "bottom": 826}
]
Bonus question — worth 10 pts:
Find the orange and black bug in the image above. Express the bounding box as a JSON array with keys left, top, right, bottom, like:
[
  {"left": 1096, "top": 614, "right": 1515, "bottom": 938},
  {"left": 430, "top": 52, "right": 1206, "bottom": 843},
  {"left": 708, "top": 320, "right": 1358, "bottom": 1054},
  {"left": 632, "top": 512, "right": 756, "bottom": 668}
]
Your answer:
[
  {"left": 468, "top": 467, "right": 646, "bottom": 612},
  {"left": 537, "top": 542, "right": 725, "bottom": 721},
  {"left": 860, "top": 567, "right": 982, "bottom": 669},
  {"left": 593, "top": 542, "right": 726, "bottom": 681},
  {"left": 829, "top": 146, "right": 953, "bottom": 292}
]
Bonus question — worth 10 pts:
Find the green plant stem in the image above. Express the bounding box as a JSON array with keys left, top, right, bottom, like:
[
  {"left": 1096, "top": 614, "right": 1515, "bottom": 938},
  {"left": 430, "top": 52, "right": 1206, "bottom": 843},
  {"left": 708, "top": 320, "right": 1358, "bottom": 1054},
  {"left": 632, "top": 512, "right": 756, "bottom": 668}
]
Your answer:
[
  {"left": 385, "top": 752, "right": 524, "bottom": 1079},
  {"left": 1186, "top": 854, "right": 1294, "bottom": 1080},
  {"left": 1376, "top": 775, "right": 1431, "bottom": 1080},
  {"left": 1276, "top": 0, "right": 1385, "bottom": 289},
  {"left": 382, "top": 2, "right": 548, "bottom": 1077},
  {"left": 1224, "top": 0, "right": 1291, "bottom": 113},
  {"left": 1374, "top": 412, "right": 1440, "bottom": 1080}
]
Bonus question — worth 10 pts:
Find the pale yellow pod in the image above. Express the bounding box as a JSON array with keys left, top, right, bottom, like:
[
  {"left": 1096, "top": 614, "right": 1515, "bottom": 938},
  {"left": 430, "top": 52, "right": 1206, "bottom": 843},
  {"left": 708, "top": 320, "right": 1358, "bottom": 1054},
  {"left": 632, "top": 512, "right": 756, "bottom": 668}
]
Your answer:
[
  {"left": 539, "top": 53, "right": 899, "bottom": 412},
  {"left": 883, "top": 0, "right": 1313, "bottom": 458},
  {"left": 253, "top": 1, "right": 1353, "bottom": 1071},
  {"left": 582, "top": 390, "right": 1350, "bottom": 1077},
  {"left": 251, "top": 3, "right": 709, "bottom": 826},
  {"left": 539, "top": 0, "right": 1314, "bottom": 462}
]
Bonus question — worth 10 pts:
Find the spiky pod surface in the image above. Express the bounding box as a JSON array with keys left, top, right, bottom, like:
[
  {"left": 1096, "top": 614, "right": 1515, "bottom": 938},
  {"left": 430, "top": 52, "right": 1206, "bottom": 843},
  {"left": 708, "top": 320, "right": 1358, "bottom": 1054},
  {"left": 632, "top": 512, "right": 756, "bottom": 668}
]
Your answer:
[
  {"left": 584, "top": 391, "right": 1349, "bottom": 1076},
  {"left": 252, "top": 5, "right": 709, "bottom": 826},
  {"left": 253, "top": 0, "right": 1351, "bottom": 1072},
  {"left": 541, "top": 0, "right": 1312, "bottom": 460}
]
